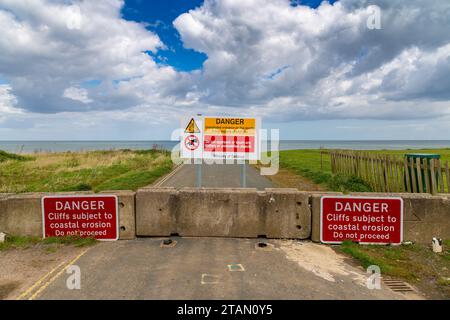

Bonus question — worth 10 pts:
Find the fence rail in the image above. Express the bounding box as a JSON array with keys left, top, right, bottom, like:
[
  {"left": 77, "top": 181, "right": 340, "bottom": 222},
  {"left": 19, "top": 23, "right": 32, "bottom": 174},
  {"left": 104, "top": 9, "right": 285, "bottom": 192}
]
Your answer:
[{"left": 329, "top": 150, "right": 450, "bottom": 194}]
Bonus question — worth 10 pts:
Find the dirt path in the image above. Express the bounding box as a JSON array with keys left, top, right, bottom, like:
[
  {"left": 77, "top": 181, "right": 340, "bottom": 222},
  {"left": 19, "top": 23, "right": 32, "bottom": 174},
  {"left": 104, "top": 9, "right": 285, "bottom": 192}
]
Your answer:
[
  {"left": 263, "top": 167, "right": 326, "bottom": 191},
  {"left": 0, "top": 245, "right": 90, "bottom": 300}
]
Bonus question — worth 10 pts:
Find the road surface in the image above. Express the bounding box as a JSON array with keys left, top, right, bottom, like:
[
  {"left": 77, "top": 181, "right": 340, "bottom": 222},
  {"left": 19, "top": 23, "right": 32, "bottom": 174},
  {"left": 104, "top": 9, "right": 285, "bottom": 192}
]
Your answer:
[
  {"left": 155, "top": 164, "right": 274, "bottom": 190},
  {"left": 29, "top": 238, "right": 418, "bottom": 300}
]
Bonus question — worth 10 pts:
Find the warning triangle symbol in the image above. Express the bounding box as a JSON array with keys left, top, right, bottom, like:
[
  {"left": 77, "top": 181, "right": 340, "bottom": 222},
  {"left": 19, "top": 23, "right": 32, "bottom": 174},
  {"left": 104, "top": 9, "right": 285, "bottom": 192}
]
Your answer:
[{"left": 185, "top": 118, "right": 200, "bottom": 133}]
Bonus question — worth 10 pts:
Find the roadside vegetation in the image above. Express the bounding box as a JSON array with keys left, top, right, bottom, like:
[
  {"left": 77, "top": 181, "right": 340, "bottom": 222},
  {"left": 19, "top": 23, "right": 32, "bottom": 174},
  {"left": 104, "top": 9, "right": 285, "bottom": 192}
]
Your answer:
[
  {"left": 337, "top": 240, "right": 450, "bottom": 299},
  {"left": 0, "top": 149, "right": 173, "bottom": 193},
  {"left": 271, "top": 148, "right": 450, "bottom": 192},
  {"left": 0, "top": 235, "right": 97, "bottom": 251}
]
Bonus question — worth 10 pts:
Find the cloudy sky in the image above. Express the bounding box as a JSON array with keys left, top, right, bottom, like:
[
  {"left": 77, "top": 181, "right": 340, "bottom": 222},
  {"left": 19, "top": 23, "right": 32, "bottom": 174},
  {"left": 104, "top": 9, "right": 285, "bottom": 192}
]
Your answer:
[{"left": 0, "top": 0, "right": 449, "bottom": 140}]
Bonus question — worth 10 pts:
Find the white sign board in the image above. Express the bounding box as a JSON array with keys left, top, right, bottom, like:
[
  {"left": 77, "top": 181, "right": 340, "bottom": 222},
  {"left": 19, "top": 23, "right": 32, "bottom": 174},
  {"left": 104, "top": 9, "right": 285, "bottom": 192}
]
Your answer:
[{"left": 180, "top": 116, "right": 261, "bottom": 161}]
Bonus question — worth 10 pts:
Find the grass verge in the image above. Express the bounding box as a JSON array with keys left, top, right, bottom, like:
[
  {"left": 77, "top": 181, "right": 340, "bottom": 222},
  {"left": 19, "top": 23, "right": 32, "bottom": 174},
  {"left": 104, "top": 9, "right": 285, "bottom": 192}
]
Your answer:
[
  {"left": 0, "top": 235, "right": 97, "bottom": 251},
  {"left": 337, "top": 240, "right": 450, "bottom": 299}
]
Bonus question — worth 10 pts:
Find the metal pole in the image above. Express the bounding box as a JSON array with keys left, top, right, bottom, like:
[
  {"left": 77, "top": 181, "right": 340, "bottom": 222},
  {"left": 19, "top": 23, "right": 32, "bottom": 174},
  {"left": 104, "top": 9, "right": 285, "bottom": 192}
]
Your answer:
[
  {"left": 196, "top": 161, "right": 202, "bottom": 188},
  {"left": 240, "top": 161, "right": 247, "bottom": 188}
]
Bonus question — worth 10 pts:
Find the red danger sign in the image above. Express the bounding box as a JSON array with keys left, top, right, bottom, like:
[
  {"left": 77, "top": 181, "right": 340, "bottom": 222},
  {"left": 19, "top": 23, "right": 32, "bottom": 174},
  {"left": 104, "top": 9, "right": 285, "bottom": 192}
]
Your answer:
[
  {"left": 42, "top": 195, "right": 119, "bottom": 241},
  {"left": 320, "top": 196, "right": 403, "bottom": 244}
]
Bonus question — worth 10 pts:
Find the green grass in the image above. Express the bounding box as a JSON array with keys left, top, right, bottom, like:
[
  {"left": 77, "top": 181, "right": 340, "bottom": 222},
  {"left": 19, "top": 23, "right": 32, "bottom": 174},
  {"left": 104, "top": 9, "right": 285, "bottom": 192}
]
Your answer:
[
  {"left": 279, "top": 150, "right": 372, "bottom": 192},
  {"left": 339, "top": 241, "right": 412, "bottom": 278},
  {"left": 0, "top": 235, "right": 97, "bottom": 251},
  {"left": 0, "top": 149, "right": 173, "bottom": 193},
  {"left": 337, "top": 240, "right": 450, "bottom": 295},
  {"left": 0, "top": 150, "right": 31, "bottom": 162},
  {"left": 277, "top": 148, "right": 450, "bottom": 192}
]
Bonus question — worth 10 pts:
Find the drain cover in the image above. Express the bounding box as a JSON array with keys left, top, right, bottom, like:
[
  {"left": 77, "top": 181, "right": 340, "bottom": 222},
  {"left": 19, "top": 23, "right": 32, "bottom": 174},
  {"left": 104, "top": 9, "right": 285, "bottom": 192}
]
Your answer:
[{"left": 383, "top": 279, "right": 415, "bottom": 293}]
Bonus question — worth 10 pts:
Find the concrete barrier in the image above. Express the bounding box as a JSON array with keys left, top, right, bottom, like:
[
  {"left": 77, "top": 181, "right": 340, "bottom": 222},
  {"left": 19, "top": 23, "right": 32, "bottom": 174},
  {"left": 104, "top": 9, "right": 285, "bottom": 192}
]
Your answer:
[
  {"left": 1, "top": 189, "right": 448, "bottom": 243},
  {"left": 136, "top": 188, "right": 311, "bottom": 239},
  {"left": 0, "top": 191, "right": 135, "bottom": 240}
]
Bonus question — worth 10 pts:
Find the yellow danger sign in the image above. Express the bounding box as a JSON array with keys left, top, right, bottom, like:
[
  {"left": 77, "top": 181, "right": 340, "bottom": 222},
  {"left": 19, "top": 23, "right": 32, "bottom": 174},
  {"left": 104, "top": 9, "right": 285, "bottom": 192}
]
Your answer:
[
  {"left": 204, "top": 117, "right": 256, "bottom": 135},
  {"left": 185, "top": 118, "right": 200, "bottom": 133}
]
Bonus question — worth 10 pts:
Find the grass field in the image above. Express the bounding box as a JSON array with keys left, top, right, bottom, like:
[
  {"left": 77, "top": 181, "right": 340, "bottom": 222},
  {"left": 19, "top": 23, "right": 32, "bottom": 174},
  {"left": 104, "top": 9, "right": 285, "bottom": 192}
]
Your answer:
[
  {"left": 0, "top": 149, "right": 173, "bottom": 193},
  {"left": 278, "top": 148, "right": 450, "bottom": 192}
]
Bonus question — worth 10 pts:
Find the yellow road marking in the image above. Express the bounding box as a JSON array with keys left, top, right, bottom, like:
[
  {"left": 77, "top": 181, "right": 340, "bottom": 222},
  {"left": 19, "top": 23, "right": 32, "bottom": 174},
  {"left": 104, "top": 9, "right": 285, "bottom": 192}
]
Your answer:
[
  {"left": 29, "top": 248, "right": 90, "bottom": 300},
  {"left": 16, "top": 260, "right": 67, "bottom": 300},
  {"left": 153, "top": 164, "right": 184, "bottom": 187}
]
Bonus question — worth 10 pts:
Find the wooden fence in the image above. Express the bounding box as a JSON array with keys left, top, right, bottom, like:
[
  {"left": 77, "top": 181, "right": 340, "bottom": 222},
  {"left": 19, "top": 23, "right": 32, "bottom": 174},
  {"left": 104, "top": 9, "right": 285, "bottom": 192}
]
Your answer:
[{"left": 329, "top": 151, "right": 450, "bottom": 194}]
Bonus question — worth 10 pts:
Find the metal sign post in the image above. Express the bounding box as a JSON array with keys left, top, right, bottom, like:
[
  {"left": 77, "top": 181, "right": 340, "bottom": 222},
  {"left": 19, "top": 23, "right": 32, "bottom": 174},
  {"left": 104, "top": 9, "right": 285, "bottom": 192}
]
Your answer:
[
  {"left": 196, "top": 161, "right": 202, "bottom": 188},
  {"left": 240, "top": 160, "right": 247, "bottom": 188}
]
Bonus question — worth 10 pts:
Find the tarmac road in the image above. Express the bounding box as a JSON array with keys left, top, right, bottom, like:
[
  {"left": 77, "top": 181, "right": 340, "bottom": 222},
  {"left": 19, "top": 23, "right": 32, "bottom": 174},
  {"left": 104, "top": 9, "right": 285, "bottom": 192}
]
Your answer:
[
  {"left": 33, "top": 238, "right": 417, "bottom": 300},
  {"left": 154, "top": 164, "right": 274, "bottom": 190}
]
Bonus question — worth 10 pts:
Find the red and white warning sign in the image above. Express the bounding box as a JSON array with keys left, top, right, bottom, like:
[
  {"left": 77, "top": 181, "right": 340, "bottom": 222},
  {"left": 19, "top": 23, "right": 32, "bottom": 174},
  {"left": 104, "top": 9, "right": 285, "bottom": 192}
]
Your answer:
[
  {"left": 180, "top": 117, "right": 203, "bottom": 159},
  {"left": 42, "top": 195, "right": 119, "bottom": 241},
  {"left": 184, "top": 135, "right": 200, "bottom": 151},
  {"left": 320, "top": 196, "right": 403, "bottom": 245}
]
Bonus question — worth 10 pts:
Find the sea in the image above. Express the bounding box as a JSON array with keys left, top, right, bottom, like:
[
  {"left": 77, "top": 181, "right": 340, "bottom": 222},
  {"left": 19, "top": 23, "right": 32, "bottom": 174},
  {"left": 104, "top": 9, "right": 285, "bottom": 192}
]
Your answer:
[{"left": 1, "top": 140, "right": 450, "bottom": 154}]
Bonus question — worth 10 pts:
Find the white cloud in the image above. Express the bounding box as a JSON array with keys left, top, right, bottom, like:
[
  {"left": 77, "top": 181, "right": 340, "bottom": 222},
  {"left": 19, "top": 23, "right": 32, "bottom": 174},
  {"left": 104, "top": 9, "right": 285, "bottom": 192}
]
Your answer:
[
  {"left": 0, "top": 0, "right": 450, "bottom": 139},
  {"left": 63, "top": 87, "right": 92, "bottom": 104},
  {"left": 0, "top": 0, "right": 168, "bottom": 113},
  {"left": 0, "top": 84, "right": 22, "bottom": 114},
  {"left": 173, "top": 0, "right": 450, "bottom": 120}
]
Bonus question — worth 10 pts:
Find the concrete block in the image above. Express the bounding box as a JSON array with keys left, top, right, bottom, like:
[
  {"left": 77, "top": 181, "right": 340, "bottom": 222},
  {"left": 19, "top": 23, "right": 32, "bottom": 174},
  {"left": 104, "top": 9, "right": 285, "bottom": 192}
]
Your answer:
[
  {"left": 135, "top": 187, "right": 313, "bottom": 239},
  {"left": 136, "top": 188, "right": 178, "bottom": 237},
  {"left": 263, "top": 189, "right": 311, "bottom": 239},
  {"left": 0, "top": 193, "right": 44, "bottom": 237},
  {"left": 101, "top": 190, "right": 136, "bottom": 240},
  {"left": 176, "top": 188, "right": 261, "bottom": 237}
]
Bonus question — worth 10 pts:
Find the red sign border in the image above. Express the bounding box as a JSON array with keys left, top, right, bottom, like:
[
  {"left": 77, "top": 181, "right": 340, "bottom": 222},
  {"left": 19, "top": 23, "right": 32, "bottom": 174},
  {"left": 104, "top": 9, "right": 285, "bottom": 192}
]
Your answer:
[
  {"left": 320, "top": 196, "right": 404, "bottom": 245},
  {"left": 41, "top": 195, "right": 119, "bottom": 242}
]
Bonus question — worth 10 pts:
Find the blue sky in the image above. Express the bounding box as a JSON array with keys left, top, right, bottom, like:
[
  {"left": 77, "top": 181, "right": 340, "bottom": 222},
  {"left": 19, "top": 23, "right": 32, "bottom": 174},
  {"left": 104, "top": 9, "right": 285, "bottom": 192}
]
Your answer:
[
  {"left": 122, "top": 0, "right": 207, "bottom": 71},
  {"left": 0, "top": 0, "right": 449, "bottom": 141}
]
